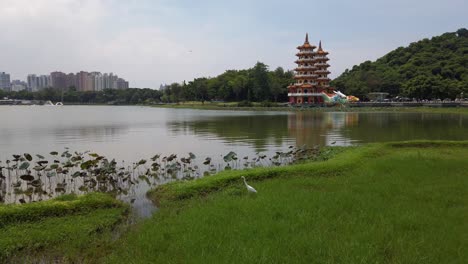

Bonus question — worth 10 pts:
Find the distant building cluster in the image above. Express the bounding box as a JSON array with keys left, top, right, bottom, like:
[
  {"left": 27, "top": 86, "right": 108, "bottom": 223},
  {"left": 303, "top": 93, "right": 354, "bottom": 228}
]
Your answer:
[
  {"left": 11, "top": 80, "right": 28, "bottom": 92},
  {"left": 0, "top": 71, "right": 129, "bottom": 92}
]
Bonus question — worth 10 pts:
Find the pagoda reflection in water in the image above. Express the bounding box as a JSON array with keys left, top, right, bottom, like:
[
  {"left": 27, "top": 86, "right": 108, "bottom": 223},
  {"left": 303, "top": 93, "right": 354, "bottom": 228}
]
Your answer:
[{"left": 287, "top": 112, "right": 359, "bottom": 146}]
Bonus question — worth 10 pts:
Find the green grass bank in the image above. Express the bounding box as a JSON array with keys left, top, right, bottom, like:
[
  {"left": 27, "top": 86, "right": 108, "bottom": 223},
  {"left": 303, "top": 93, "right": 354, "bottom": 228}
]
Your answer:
[
  {"left": 0, "top": 193, "right": 128, "bottom": 262},
  {"left": 106, "top": 141, "right": 468, "bottom": 263}
]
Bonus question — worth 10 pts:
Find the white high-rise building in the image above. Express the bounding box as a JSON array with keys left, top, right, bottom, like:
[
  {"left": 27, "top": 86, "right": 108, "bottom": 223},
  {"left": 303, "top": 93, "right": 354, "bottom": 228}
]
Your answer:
[
  {"left": 103, "top": 73, "right": 119, "bottom": 89},
  {"left": 38, "top": 75, "right": 51, "bottom": 89},
  {"left": 93, "top": 72, "right": 104, "bottom": 91},
  {"left": 27, "top": 74, "right": 50, "bottom": 91},
  {"left": 27, "top": 74, "right": 39, "bottom": 91}
]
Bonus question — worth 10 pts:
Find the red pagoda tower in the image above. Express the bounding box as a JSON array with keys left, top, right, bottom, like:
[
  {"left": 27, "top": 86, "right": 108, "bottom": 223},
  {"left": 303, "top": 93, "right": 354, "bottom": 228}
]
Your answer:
[
  {"left": 315, "top": 41, "right": 331, "bottom": 91},
  {"left": 288, "top": 34, "right": 332, "bottom": 105}
]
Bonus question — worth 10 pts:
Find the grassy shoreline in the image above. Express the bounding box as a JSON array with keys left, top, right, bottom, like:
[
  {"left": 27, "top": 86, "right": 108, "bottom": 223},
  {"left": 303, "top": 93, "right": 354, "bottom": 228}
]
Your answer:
[
  {"left": 7, "top": 103, "right": 468, "bottom": 115},
  {"left": 0, "top": 193, "right": 128, "bottom": 262},
  {"left": 148, "top": 140, "right": 468, "bottom": 204},
  {"left": 106, "top": 140, "right": 468, "bottom": 263},
  {"left": 150, "top": 102, "right": 468, "bottom": 114},
  {"left": 2, "top": 141, "right": 467, "bottom": 262}
]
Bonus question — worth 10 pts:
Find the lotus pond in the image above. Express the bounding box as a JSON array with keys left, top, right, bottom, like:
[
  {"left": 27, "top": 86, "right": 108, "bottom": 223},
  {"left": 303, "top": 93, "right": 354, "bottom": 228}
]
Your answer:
[{"left": 0, "top": 146, "right": 321, "bottom": 212}]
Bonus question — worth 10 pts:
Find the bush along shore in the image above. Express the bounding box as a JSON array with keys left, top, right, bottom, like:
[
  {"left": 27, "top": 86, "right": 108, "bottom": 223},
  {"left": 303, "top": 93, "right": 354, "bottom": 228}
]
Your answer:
[{"left": 1, "top": 140, "right": 467, "bottom": 263}]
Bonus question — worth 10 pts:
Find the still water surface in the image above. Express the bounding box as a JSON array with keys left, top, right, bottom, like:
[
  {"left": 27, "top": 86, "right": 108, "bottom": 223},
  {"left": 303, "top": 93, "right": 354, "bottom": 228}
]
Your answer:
[
  {"left": 1, "top": 106, "right": 466, "bottom": 162},
  {"left": 1, "top": 106, "right": 467, "bottom": 215}
]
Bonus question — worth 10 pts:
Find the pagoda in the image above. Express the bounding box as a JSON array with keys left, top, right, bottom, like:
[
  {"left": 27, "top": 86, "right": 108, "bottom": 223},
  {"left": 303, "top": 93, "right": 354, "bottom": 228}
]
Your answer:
[{"left": 288, "top": 34, "right": 332, "bottom": 105}]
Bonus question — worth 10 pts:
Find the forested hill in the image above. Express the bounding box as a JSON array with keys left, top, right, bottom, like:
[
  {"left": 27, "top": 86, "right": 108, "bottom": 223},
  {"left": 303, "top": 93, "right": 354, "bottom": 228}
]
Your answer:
[{"left": 331, "top": 28, "right": 468, "bottom": 100}]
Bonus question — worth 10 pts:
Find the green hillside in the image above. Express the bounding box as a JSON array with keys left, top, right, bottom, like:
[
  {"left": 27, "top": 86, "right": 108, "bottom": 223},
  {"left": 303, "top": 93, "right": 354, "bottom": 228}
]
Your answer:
[{"left": 332, "top": 28, "right": 468, "bottom": 100}]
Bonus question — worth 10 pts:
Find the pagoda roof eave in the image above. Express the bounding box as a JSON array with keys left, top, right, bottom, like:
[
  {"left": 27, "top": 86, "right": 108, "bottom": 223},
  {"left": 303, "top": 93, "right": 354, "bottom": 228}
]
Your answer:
[
  {"left": 296, "top": 52, "right": 317, "bottom": 56},
  {"left": 294, "top": 76, "right": 317, "bottom": 79},
  {"left": 288, "top": 83, "right": 315, "bottom": 88},
  {"left": 296, "top": 45, "right": 316, "bottom": 50},
  {"left": 294, "top": 68, "right": 317, "bottom": 71},
  {"left": 317, "top": 50, "right": 329, "bottom": 55},
  {"left": 294, "top": 60, "right": 316, "bottom": 64}
]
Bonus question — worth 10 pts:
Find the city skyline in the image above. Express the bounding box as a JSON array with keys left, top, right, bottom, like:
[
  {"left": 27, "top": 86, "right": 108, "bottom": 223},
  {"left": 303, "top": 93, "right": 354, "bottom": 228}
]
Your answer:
[
  {"left": 1, "top": 0, "right": 466, "bottom": 88},
  {"left": 0, "top": 70, "right": 129, "bottom": 92}
]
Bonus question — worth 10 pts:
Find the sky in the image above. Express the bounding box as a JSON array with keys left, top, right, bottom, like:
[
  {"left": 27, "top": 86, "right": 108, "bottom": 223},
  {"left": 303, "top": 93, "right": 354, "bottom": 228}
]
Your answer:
[{"left": 0, "top": 0, "right": 467, "bottom": 88}]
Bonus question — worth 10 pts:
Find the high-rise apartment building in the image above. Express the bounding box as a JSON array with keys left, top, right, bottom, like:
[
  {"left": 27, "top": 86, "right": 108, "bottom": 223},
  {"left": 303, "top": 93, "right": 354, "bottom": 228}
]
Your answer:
[
  {"left": 27, "top": 74, "right": 51, "bottom": 91},
  {"left": 0, "top": 72, "right": 11, "bottom": 91},
  {"left": 103, "top": 73, "right": 118, "bottom": 89},
  {"left": 116, "top": 78, "right": 129, "bottom": 89},
  {"left": 76, "top": 71, "right": 94, "bottom": 91},
  {"left": 92, "top": 72, "right": 104, "bottom": 91},
  {"left": 38, "top": 75, "right": 51, "bottom": 89},
  {"left": 27, "top": 74, "right": 38, "bottom": 91},
  {"left": 66, "top": 73, "right": 77, "bottom": 89},
  {"left": 85, "top": 74, "right": 94, "bottom": 91},
  {"left": 50, "top": 71, "right": 68, "bottom": 90}
]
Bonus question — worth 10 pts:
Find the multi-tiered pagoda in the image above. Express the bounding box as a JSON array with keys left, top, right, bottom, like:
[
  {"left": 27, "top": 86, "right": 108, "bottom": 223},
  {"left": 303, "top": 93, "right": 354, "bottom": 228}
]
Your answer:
[{"left": 288, "top": 34, "right": 332, "bottom": 105}]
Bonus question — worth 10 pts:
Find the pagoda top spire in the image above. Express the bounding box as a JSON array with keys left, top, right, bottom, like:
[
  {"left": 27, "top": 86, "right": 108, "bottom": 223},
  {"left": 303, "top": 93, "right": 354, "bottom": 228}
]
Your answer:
[
  {"left": 297, "top": 33, "right": 315, "bottom": 49},
  {"left": 317, "top": 40, "right": 328, "bottom": 54}
]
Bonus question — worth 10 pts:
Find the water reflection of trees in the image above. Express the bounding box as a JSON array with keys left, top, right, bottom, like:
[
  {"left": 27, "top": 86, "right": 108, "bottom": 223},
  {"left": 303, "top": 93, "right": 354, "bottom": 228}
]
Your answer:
[
  {"left": 167, "top": 112, "right": 362, "bottom": 151},
  {"left": 341, "top": 113, "right": 468, "bottom": 142},
  {"left": 168, "top": 115, "right": 292, "bottom": 151},
  {"left": 166, "top": 111, "right": 467, "bottom": 150},
  {"left": 53, "top": 125, "right": 127, "bottom": 143}
]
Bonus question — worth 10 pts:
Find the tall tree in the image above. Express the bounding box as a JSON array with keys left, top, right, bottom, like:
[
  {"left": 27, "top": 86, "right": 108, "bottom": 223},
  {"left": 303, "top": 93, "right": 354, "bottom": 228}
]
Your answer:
[{"left": 251, "top": 62, "right": 271, "bottom": 101}]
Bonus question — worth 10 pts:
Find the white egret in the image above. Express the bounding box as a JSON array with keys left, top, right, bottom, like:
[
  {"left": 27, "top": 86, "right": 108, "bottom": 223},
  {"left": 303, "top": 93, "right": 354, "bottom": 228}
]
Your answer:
[{"left": 241, "top": 176, "right": 257, "bottom": 193}]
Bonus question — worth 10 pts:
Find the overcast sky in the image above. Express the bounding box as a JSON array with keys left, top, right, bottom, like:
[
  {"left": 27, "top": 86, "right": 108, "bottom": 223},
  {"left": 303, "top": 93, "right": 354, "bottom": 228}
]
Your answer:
[{"left": 1, "top": 0, "right": 466, "bottom": 88}]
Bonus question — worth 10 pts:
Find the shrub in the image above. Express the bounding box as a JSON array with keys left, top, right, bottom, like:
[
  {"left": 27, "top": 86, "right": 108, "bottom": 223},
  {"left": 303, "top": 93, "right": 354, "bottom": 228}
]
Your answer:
[
  {"left": 237, "top": 100, "right": 253, "bottom": 107},
  {"left": 260, "top": 100, "right": 274, "bottom": 107}
]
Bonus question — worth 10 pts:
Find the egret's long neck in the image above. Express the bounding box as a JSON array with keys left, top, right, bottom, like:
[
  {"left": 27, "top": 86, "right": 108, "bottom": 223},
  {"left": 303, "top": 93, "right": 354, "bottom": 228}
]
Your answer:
[{"left": 243, "top": 178, "right": 248, "bottom": 186}]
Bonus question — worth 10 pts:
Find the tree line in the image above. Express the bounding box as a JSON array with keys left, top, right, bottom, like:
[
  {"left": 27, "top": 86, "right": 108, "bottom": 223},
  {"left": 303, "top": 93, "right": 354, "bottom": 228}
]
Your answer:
[
  {"left": 331, "top": 28, "right": 468, "bottom": 100},
  {"left": 1, "top": 62, "right": 293, "bottom": 104},
  {"left": 160, "top": 62, "right": 293, "bottom": 103},
  {"left": 0, "top": 87, "right": 163, "bottom": 105}
]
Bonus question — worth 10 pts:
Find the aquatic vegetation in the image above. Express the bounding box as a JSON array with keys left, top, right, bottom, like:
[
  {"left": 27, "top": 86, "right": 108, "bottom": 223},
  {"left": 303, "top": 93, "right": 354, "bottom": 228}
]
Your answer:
[{"left": 0, "top": 146, "right": 323, "bottom": 205}]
